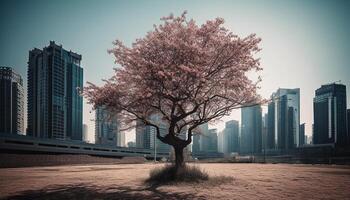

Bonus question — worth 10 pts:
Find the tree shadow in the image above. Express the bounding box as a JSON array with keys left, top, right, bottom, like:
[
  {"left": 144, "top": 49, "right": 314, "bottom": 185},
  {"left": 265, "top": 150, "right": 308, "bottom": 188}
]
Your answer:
[{"left": 2, "top": 183, "right": 205, "bottom": 200}]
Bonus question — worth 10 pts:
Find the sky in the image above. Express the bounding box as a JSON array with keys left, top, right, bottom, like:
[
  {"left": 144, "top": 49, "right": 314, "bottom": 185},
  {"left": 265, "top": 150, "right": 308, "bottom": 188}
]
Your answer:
[{"left": 1, "top": 0, "right": 349, "bottom": 144}]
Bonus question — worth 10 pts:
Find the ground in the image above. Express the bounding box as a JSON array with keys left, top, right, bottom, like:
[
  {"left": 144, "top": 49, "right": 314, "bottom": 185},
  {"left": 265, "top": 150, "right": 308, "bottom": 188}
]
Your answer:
[{"left": 0, "top": 163, "right": 349, "bottom": 200}]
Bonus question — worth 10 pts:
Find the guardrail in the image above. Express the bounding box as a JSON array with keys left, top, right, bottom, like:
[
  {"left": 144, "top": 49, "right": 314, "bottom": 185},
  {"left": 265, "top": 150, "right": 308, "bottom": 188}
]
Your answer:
[{"left": 0, "top": 133, "right": 169, "bottom": 158}]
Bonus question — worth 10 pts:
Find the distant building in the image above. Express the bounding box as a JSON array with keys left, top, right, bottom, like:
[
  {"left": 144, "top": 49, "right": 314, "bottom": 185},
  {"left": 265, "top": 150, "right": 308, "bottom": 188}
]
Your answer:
[
  {"left": 83, "top": 124, "right": 88, "bottom": 143},
  {"left": 267, "top": 101, "right": 275, "bottom": 149},
  {"left": 313, "top": 83, "right": 347, "bottom": 146},
  {"left": 262, "top": 114, "right": 268, "bottom": 151},
  {"left": 207, "top": 129, "right": 218, "bottom": 152},
  {"left": 217, "top": 131, "right": 225, "bottom": 153},
  {"left": 0, "top": 66, "right": 24, "bottom": 135},
  {"left": 135, "top": 114, "right": 170, "bottom": 152},
  {"left": 269, "top": 88, "right": 300, "bottom": 150},
  {"left": 223, "top": 120, "right": 239, "bottom": 154},
  {"left": 27, "top": 41, "right": 83, "bottom": 140},
  {"left": 347, "top": 109, "right": 350, "bottom": 144},
  {"left": 192, "top": 134, "right": 201, "bottom": 154},
  {"left": 127, "top": 141, "right": 136, "bottom": 148},
  {"left": 299, "top": 123, "right": 305, "bottom": 146},
  {"left": 241, "top": 105, "right": 262, "bottom": 154},
  {"left": 95, "top": 106, "right": 124, "bottom": 147}
]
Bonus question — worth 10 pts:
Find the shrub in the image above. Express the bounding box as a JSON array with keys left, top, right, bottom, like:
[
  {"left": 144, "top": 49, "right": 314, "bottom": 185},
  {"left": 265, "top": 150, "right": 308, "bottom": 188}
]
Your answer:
[{"left": 146, "top": 164, "right": 209, "bottom": 185}]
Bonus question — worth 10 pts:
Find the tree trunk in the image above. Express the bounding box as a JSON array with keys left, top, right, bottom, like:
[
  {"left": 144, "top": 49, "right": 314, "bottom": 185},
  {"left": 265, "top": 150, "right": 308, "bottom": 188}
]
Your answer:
[{"left": 174, "top": 146, "right": 185, "bottom": 169}]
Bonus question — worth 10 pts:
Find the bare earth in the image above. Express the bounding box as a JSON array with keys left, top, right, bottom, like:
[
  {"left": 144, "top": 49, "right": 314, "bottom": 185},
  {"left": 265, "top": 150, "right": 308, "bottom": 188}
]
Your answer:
[{"left": 0, "top": 163, "right": 350, "bottom": 200}]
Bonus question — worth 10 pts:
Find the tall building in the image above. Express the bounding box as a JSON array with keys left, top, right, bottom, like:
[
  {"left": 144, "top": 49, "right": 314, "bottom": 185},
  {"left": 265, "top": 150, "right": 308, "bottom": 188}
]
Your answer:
[
  {"left": 82, "top": 124, "right": 88, "bottom": 143},
  {"left": 217, "top": 131, "right": 224, "bottom": 153},
  {"left": 201, "top": 129, "right": 218, "bottom": 152},
  {"left": 348, "top": 109, "right": 350, "bottom": 144},
  {"left": 192, "top": 134, "right": 201, "bottom": 154},
  {"left": 313, "top": 83, "right": 347, "bottom": 145},
  {"left": 223, "top": 120, "right": 239, "bottom": 154},
  {"left": 269, "top": 88, "right": 300, "bottom": 150},
  {"left": 267, "top": 101, "right": 275, "bottom": 149},
  {"left": 135, "top": 114, "right": 170, "bottom": 152},
  {"left": 95, "top": 107, "right": 124, "bottom": 146},
  {"left": 0, "top": 67, "right": 24, "bottom": 135},
  {"left": 262, "top": 114, "right": 268, "bottom": 151},
  {"left": 299, "top": 123, "right": 305, "bottom": 146},
  {"left": 27, "top": 41, "right": 83, "bottom": 140},
  {"left": 240, "top": 105, "right": 262, "bottom": 154}
]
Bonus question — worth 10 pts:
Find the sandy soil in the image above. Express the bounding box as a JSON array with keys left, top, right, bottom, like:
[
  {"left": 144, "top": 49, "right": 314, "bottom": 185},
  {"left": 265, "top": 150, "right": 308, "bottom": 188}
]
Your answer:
[{"left": 0, "top": 163, "right": 349, "bottom": 200}]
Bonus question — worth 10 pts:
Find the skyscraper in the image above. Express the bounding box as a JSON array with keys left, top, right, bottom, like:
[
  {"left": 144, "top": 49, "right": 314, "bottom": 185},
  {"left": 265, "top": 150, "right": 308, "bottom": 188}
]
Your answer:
[
  {"left": 135, "top": 114, "right": 170, "bottom": 152},
  {"left": 299, "top": 123, "right": 305, "bottom": 146},
  {"left": 269, "top": 88, "right": 300, "bottom": 150},
  {"left": 207, "top": 129, "right": 218, "bottom": 152},
  {"left": 82, "top": 124, "right": 88, "bottom": 143},
  {"left": 347, "top": 109, "right": 350, "bottom": 144},
  {"left": 313, "top": 83, "right": 347, "bottom": 145},
  {"left": 267, "top": 101, "right": 275, "bottom": 149},
  {"left": 241, "top": 105, "right": 262, "bottom": 154},
  {"left": 27, "top": 41, "right": 83, "bottom": 140},
  {"left": 192, "top": 134, "right": 201, "bottom": 154},
  {"left": 0, "top": 67, "right": 24, "bottom": 135},
  {"left": 223, "top": 120, "right": 239, "bottom": 154},
  {"left": 95, "top": 107, "right": 124, "bottom": 146}
]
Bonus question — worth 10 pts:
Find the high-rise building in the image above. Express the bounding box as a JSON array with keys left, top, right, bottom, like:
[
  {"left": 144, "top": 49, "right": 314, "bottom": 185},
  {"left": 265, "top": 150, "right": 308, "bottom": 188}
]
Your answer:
[
  {"left": 267, "top": 101, "right": 275, "bottom": 149},
  {"left": 299, "top": 123, "right": 305, "bottom": 146},
  {"left": 27, "top": 41, "right": 83, "bottom": 140},
  {"left": 207, "top": 129, "right": 218, "bottom": 152},
  {"left": 241, "top": 105, "right": 262, "bottom": 154},
  {"left": 95, "top": 106, "right": 124, "bottom": 146},
  {"left": 313, "top": 83, "right": 347, "bottom": 145},
  {"left": 269, "top": 88, "right": 300, "bottom": 150},
  {"left": 192, "top": 134, "right": 201, "bottom": 154},
  {"left": 82, "top": 124, "right": 88, "bottom": 143},
  {"left": 347, "top": 109, "right": 350, "bottom": 144},
  {"left": 0, "top": 67, "right": 24, "bottom": 135},
  {"left": 198, "top": 123, "right": 210, "bottom": 152},
  {"left": 223, "top": 120, "right": 239, "bottom": 154},
  {"left": 217, "top": 130, "right": 224, "bottom": 153},
  {"left": 262, "top": 114, "right": 268, "bottom": 151},
  {"left": 135, "top": 114, "right": 170, "bottom": 152}
]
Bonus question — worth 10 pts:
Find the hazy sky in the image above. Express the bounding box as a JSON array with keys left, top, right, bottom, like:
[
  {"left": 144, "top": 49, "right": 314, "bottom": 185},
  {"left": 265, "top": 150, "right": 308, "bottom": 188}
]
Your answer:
[{"left": 1, "top": 0, "right": 349, "bottom": 143}]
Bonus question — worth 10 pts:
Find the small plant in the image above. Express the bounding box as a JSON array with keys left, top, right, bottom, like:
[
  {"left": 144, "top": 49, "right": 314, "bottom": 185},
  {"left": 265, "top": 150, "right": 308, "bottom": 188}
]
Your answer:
[{"left": 146, "top": 164, "right": 209, "bottom": 185}]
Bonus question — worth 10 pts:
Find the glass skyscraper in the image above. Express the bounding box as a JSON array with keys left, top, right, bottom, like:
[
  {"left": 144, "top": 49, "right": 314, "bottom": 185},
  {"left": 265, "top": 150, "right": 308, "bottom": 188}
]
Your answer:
[
  {"left": 27, "top": 41, "right": 83, "bottom": 140},
  {"left": 223, "top": 120, "right": 239, "bottom": 154},
  {"left": 268, "top": 88, "right": 300, "bottom": 151},
  {"left": 135, "top": 114, "right": 170, "bottom": 152},
  {"left": 95, "top": 106, "right": 125, "bottom": 147},
  {"left": 0, "top": 66, "right": 24, "bottom": 135},
  {"left": 241, "top": 105, "right": 262, "bottom": 154},
  {"left": 313, "top": 83, "right": 347, "bottom": 146}
]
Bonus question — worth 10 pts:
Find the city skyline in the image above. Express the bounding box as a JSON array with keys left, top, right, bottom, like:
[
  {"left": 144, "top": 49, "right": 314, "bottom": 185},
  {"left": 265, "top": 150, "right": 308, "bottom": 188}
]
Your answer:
[{"left": 1, "top": 0, "right": 350, "bottom": 143}]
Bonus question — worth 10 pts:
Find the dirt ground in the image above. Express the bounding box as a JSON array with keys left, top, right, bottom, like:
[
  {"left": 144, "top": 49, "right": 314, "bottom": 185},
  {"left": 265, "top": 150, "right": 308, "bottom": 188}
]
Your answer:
[{"left": 0, "top": 163, "right": 349, "bottom": 200}]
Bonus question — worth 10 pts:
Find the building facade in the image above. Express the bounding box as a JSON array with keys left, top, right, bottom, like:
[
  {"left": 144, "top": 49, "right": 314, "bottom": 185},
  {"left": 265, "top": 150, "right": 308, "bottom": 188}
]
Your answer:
[
  {"left": 268, "top": 88, "right": 300, "bottom": 151},
  {"left": 223, "top": 120, "right": 239, "bottom": 154},
  {"left": 313, "top": 83, "right": 347, "bottom": 146},
  {"left": 299, "top": 123, "right": 305, "bottom": 146},
  {"left": 82, "top": 124, "right": 88, "bottom": 143},
  {"left": 135, "top": 114, "right": 170, "bottom": 152},
  {"left": 240, "top": 105, "right": 262, "bottom": 154},
  {"left": 0, "top": 67, "right": 24, "bottom": 135},
  {"left": 95, "top": 107, "right": 125, "bottom": 147},
  {"left": 267, "top": 102, "right": 275, "bottom": 149},
  {"left": 27, "top": 41, "right": 83, "bottom": 140},
  {"left": 348, "top": 109, "right": 350, "bottom": 144}
]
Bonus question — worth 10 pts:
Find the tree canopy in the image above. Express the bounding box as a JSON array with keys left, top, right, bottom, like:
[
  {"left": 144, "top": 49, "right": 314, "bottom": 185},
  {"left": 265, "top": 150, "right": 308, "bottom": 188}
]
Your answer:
[{"left": 83, "top": 11, "right": 262, "bottom": 152}]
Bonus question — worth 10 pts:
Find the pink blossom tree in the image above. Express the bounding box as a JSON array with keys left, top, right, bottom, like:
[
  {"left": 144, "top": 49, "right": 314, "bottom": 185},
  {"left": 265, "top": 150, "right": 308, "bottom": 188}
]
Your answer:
[{"left": 83, "top": 11, "right": 262, "bottom": 169}]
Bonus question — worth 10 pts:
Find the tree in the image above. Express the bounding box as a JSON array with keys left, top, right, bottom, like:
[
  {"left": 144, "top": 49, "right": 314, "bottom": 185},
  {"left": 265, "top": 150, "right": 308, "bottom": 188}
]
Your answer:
[{"left": 83, "top": 11, "right": 262, "bottom": 169}]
